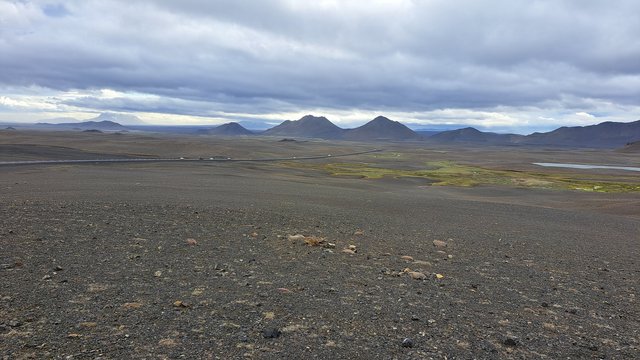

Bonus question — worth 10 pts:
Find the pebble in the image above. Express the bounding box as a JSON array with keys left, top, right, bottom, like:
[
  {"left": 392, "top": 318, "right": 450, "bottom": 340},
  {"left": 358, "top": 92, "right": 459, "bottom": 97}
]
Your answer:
[
  {"left": 503, "top": 335, "right": 519, "bottom": 347},
  {"left": 400, "top": 255, "right": 414, "bottom": 261},
  {"left": 262, "top": 328, "right": 281, "bottom": 339},
  {"left": 54, "top": 265, "right": 63, "bottom": 271},
  {"left": 407, "top": 271, "right": 427, "bottom": 280},
  {"left": 185, "top": 238, "right": 198, "bottom": 246},
  {"left": 433, "top": 240, "right": 447, "bottom": 248},
  {"left": 342, "top": 249, "right": 356, "bottom": 255},
  {"left": 402, "top": 338, "right": 414, "bottom": 348},
  {"left": 42, "top": 274, "right": 52, "bottom": 280},
  {"left": 287, "top": 234, "right": 305, "bottom": 241}
]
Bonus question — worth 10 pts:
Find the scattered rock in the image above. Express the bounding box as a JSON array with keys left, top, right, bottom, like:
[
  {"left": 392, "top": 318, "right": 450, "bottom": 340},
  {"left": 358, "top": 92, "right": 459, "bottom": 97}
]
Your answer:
[
  {"left": 276, "top": 288, "right": 291, "bottom": 293},
  {"left": 54, "top": 265, "right": 63, "bottom": 271},
  {"left": 262, "top": 328, "right": 281, "bottom": 339},
  {"left": 185, "top": 238, "right": 198, "bottom": 246},
  {"left": 353, "top": 229, "right": 365, "bottom": 236},
  {"left": 400, "top": 255, "right": 414, "bottom": 261},
  {"left": 7, "top": 320, "right": 22, "bottom": 328},
  {"left": 341, "top": 249, "right": 356, "bottom": 255},
  {"left": 122, "top": 302, "right": 143, "bottom": 309},
  {"left": 250, "top": 232, "right": 258, "bottom": 238},
  {"left": 432, "top": 240, "right": 447, "bottom": 248},
  {"left": 435, "top": 273, "right": 444, "bottom": 279},
  {"left": 264, "top": 312, "right": 275, "bottom": 320},
  {"left": 173, "top": 300, "right": 190, "bottom": 308},
  {"left": 401, "top": 338, "right": 414, "bottom": 348},
  {"left": 67, "top": 333, "right": 82, "bottom": 338},
  {"left": 42, "top": 274, "right": 52, "bottom": 280},
  {"left": 323, "top": 242, "right": 336, "bottom": 249},
  {"left": 303, "top": 235, "right": 326, "bottom": 246},
  {"left": 153, "top": 270, "right": 162, "bottom": 277},
  {"left": 503, "top": 335, "right": 519, "bottom": 347},
  {"left": 287, "top": 234, "right": 305, "bottom": 242},
  {"left": 78, "top": 322, "right": 97, "bottom": 328},
  {"left": 158, "top": 338, "right": 178, "bottom": 346},
  {"left": 404, "top": 269, "right": 427, "bottom": 280}
]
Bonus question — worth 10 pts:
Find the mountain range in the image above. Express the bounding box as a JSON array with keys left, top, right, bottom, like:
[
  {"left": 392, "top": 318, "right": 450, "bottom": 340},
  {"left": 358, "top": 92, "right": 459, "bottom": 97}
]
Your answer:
[{"left": 27, "top": 112, "right": 640, "bottom": 148}]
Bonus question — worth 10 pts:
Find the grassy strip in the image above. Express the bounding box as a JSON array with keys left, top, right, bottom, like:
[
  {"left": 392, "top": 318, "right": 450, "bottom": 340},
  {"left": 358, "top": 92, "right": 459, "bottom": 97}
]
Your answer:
[{"left": 314, "top": 161, "right": 640, "bottom": 193}]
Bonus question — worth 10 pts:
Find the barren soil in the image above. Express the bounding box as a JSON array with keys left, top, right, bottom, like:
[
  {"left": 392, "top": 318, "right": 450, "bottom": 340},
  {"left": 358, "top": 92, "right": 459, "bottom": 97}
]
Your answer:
[{"left": 1, "top": 131, "right": 639, "bottom": 359}]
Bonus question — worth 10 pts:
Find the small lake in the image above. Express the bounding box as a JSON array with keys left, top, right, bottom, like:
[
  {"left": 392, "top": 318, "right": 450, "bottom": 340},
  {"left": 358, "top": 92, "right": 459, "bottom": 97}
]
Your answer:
[{"left": 533, "top": 162, "right": 640, "bottom": 172}]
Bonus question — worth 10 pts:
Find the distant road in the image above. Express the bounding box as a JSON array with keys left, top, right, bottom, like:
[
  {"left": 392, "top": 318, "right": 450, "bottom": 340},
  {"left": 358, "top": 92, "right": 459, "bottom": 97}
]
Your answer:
[{"left": 0, "top": 149, "right": 381, "bottom": 167}]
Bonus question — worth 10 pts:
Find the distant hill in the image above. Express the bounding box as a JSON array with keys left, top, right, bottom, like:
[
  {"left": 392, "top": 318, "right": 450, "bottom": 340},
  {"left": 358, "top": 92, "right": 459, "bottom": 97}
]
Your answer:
[
  {"left": 201, "top": 122, "right": 253, "bottom": 136},
  {"left": 429, "top": 127, "right": 523, "bottom": 145},
  {"left": 414, "top": 130, "right": 440, "bottom": 137},
  {"left": 89, "top": 112, "right": 145, "bottom": 125},
  {"left": 520, "top": 120, "right": 640, "bottom": 148},
  {"left": 37, "top": 119, "right": 128, "bottom": 131},
  {"left": 344, "top": 116, "right": 422, "bottom": 141},
  {"left": 263, "top": 115, "right": 345, "bottom": 139}
]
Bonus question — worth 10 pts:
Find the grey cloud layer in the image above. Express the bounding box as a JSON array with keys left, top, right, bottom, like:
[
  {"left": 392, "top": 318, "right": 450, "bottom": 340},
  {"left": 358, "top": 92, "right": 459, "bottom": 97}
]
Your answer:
[{"left": 1, "top": 0, "right": 639, "bottom": 117}]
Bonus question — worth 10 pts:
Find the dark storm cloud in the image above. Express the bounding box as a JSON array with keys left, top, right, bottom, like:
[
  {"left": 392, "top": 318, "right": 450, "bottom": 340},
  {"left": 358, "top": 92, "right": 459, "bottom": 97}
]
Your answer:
[{"left": 0, "top": 0, "right": 639, "bottom": 125}]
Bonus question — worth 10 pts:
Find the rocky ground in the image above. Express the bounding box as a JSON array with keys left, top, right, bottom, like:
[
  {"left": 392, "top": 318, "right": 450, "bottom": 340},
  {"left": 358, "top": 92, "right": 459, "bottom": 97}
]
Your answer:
[{"left": 1, "top": 135, "right": 639, "bottom": 359}]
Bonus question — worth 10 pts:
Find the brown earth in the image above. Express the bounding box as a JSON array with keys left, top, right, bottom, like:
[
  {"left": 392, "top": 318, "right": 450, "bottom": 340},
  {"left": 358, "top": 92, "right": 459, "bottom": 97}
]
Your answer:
[{"left": 1, "top": 131, "right": 639, "bottom": 359}]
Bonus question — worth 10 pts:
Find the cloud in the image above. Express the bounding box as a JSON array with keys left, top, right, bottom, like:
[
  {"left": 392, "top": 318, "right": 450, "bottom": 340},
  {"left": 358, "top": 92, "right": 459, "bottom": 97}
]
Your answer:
[{"left": 0, "top": 0, "right": 639, "bottom": 131}]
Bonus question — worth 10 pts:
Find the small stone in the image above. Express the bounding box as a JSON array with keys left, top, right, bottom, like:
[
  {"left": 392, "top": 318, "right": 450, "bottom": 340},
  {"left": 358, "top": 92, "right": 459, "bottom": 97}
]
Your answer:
[
  {"left": 54, "top": 265, "right": 63, "bottom": 271},
  {"left": 154, "top": 270, "right": 162, "bottom": 277},
  {"left": 342, "top": 249, "right": 356, "bottom": 255},
  {"left": 264, "top": 312, "right": 275, "bottom": 320},
  {"left": 250, "top": 232, "right": 258, "bottom": 238},
  {"left": 287, "top": 234, "right": 305, "bottom": 241},
  {"left": 79, "top": 322, "right": 97, "bottom": 328},
  {"left": 348, "top": 245, "right": 357, "bottom": 251},
  {"left": 186, "top": 238, "right": 198, "bottom": 246},
  {"left": 353, "top": 229, "right": 365, "bottom": 236},
  {"left": 173, "top": 300, "right": 189, "bottom": 308},
  {"left": 262, "top": 328, "right": 281, "bottom": 338},
  {"left": 435, "top": 273, "right": 444, "bottom": 279},
  {"left": 401, "top": 338, "right": 414, "bottom": 348},
  {"left": 503, "top": 336, "right": 519, "bottom": 347},
  {"left": 158, "top": 338, "right": 178, "bottom": 346},
  {"left": 42, "top": 274, "right": 52, "bottom": 280},
  {"left": 8, "top": 320, "right": 21, "bottom": 327},
  {"left": 400, "top": 255, "right": 414, "bottom": 261},
  {"left": 407, "top": 271, "right": 427, "bottom": 280},
  {"left": 122, "top": 302, "right": 143, "bottom": 309},
  {"left": 432, "top": 240, "right": 447, "bottom": 248},
  {"left": 541, "top": 302, "right": 549, "bottom": 308},
  {"left": 323, "top": 242, "right": 336, "bottom": 249},
  {"left": 411, "top": 315, "right": 420, "bottom": 321}
]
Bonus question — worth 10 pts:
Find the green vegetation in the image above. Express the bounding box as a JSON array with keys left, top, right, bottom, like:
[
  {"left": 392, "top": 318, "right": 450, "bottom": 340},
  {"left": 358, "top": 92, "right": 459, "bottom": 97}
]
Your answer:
[{"left": 290, "top": 160, "right": 640, "bottom": 193}]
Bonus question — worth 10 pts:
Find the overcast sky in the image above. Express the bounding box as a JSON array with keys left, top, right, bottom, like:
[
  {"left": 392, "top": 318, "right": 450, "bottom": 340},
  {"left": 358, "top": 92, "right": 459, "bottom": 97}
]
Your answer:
[{"left": 1, "top": 0, "right": 639, "bottom": 133}]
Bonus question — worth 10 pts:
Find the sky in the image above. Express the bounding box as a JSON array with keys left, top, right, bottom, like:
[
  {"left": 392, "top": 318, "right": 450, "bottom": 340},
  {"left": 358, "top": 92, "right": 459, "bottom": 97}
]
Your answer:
[{"left": 1, "top": 0, "right": 639, "bottom": 133}]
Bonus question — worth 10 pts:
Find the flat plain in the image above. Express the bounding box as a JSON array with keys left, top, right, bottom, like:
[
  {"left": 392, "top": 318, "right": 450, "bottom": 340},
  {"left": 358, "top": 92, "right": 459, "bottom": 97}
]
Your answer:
[{"left": 1, "top": 130, "right": 639, "bottom": 359}]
